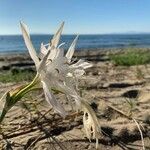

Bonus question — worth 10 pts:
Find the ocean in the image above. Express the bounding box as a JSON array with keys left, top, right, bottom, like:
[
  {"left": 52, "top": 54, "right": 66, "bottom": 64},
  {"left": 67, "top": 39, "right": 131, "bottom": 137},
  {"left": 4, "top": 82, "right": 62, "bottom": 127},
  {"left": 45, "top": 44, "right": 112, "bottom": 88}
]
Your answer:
[{"left": 1, "top": 34, "right": 150, "bottom": 53}]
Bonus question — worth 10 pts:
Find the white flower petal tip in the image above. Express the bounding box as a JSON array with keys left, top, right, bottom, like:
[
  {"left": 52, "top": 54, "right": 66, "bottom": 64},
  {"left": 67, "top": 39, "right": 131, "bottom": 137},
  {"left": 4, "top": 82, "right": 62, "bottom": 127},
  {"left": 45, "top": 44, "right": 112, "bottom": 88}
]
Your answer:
[
  {"left": 20, "top": 21, "right": 39, "bottom": 66},
  {"left": 20, "top": 21, "right": 30, "bottom": 37},
  {"left": 51, "top": 22, "right": 65, "bottom": 48},
  {"left": 81, "top": 62, "right": 93, "bottom": 69},
  {"left": 66, "top": 35, "right": 79, "bottom": 62},
  {"left": 71, "top": 59, "right": 93, "bottom": 71}
]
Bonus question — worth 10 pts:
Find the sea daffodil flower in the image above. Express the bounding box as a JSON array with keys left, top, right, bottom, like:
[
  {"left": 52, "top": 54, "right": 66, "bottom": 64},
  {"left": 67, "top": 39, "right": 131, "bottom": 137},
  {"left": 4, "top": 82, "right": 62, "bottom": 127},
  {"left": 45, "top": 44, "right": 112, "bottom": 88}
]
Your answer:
[
  {"left": 21, "top": 22, "right": 101, "bottom": 148},
  {"left": 20, "top": 22, "right": 93, "bottom": 116}
]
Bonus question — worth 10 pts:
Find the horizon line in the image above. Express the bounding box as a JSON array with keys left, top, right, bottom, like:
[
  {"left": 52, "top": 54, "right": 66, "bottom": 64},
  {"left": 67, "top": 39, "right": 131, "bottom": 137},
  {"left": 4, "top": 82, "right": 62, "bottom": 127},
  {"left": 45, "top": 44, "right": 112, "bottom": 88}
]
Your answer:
[{"left": 1, "top": 32, "right": 150, "bottom": 36}]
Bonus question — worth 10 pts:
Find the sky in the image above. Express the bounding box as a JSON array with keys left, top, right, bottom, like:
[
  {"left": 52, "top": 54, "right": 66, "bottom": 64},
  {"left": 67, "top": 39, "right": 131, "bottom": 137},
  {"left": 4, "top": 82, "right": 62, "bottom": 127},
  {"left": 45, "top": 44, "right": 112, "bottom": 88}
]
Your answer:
[{"left": 0, "top": 0, "right": 150, "bottom": 34}]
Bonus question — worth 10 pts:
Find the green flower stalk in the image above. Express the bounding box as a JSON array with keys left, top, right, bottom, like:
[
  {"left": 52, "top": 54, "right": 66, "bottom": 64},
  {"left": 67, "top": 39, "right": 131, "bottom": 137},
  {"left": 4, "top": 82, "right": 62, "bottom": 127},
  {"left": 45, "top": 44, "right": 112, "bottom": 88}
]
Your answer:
[{"left": 0, "top": 73, "right": 40, "bottom": 123}]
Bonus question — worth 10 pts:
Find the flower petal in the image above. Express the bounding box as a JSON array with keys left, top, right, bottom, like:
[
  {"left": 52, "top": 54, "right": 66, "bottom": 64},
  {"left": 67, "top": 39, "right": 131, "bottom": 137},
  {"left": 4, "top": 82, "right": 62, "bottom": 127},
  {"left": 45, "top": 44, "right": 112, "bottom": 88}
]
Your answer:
[
  {"left": 42, "top": 81, "right": 67, "bottom": 118},
  {"left": 47, "top": 22, "right": 64, "bottom": 60},
  {"left": 38, "top": 49, "right": 51, "bottom": 73},
  {"left": 66, "top": 35, "right": 79, "bottom": 62},
  {"left": 81, "top": 100, "right": 101, "bottom": 149},
  {"left": 50, "top": 22, "right": 64, "bottom": 49},
  {"left": 48, "top": 48, "right": 57, "bottom": 60},
  {"left": 55, "top": 48, "right": 64, "bottom": 59},
  {"left": 71, "top": 59, "right": 93, "bottom": 69},
  {"left": 54, "top": 81, "right": 80, "bottom": 105},
  {"left": 40, "top": 43, "right": 48, "bottom": 58},
  {"left": 57, "top": 42, "right": 65, "bottom": 49},
  {"left": 20, "top": 22, "right": 39, "bottom": 67},
  {"left": 78, "top": 62, "right": 93, "bottom": 69}
]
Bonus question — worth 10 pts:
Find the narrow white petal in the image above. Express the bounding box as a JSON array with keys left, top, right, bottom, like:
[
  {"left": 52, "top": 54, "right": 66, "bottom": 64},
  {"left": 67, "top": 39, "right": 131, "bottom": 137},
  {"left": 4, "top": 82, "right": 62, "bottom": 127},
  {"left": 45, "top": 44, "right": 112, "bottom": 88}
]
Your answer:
[
  {"left": 50, "top": 22, "right": 64, "bottom": 48},
  {"left": 55, "top": 81, "right": 79, "bottom": 101},
  {"left": 42, "top": 81, "right": 67, "bottom": 118},
  {"left": 78, "top": 62, "right": 93, "bottom": 69},
  {"left": 57, "top": 42, "right": 65, "bottom": 49},
  {"left": 71, "top": 59, "right": 93, "bottom": 69},
  {"left": 73, "top": 59, "right": 84, "bottom": 66},
  {"left": 48, "top": 48, "right": 57, "bottom": 60},
  {"left": 81, "top": 100, "right": 101, "bottom": 148},
  {"left": 47, "top": 22, "right": 64, "bottom": 60},
  {"left": 39, "top": 43, "right": 48, "bottom": 59},
  {"left": 37, "top": 49, "right": 51, "bottom": 73},
  {"left": 41, "top": 43, "right": 48, "bottom": 55},
  {"left": 20, "top": 22, "right": 39, "bottom": 66},
  {"left": 66, "top": 35, "right": 79, "bottom": 62},
  {"left": 55, "top": 48, "right": 64, "bottom": 58},
  {"left": 48, "top": 47, "right": 65, "bottom": 61},
  {"left": 53, "top": 43, "right": 66, "bottom": 60}
]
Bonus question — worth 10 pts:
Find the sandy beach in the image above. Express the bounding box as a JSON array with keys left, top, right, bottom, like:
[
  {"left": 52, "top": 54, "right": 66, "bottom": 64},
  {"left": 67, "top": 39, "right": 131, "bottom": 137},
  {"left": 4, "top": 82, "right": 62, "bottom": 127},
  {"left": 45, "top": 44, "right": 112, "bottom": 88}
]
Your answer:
[{"left": 0, "top": 49, "right": 150, "bottom": 149}]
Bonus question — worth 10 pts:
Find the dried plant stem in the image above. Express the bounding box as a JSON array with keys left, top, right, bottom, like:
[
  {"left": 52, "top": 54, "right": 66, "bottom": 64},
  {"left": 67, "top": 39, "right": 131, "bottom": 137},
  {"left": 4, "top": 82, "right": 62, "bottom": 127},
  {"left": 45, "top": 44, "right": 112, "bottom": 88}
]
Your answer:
[
  {"left": 38, "top": 108, "right": 53, "bottom": 120},
  {"left": 106, "top": 104, "right": 143, "bottom": 122},
  {"left": 133, "top": 118, "right": 145, "bottom": 150},
  {"left": 107, "top": 104, "right": 132, "bottom": 119},
  {"left": 26, "top": 134, "right": 43, "bottom": 150}
]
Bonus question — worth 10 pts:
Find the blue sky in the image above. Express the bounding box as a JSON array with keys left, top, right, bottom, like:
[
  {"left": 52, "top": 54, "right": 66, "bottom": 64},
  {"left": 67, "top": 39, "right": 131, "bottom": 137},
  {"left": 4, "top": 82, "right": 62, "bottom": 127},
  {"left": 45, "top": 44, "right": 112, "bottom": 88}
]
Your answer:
[{"left": 0, "top": 0, "right": 150, "bottom": 34}]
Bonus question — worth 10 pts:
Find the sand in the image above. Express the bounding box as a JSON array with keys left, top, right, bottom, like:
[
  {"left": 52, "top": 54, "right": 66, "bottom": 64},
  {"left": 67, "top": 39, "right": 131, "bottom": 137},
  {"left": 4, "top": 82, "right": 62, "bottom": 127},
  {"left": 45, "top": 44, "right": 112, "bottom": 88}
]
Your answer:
[{"left": 0, "top": 49, "right": 150, "bottom": 150}]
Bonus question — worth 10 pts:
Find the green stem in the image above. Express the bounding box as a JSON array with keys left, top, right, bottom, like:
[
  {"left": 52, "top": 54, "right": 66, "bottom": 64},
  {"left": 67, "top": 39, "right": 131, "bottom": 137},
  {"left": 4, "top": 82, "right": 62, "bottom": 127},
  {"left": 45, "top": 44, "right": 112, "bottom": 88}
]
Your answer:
[
  {"left": 0, "top": 73, "right": 40, "bottom": 123},
  {"left": 14, "top": 73, "right": 40, "bottom": 99},
  {"left": 0, "top": 106, "right": 8, "bottom": 123}
]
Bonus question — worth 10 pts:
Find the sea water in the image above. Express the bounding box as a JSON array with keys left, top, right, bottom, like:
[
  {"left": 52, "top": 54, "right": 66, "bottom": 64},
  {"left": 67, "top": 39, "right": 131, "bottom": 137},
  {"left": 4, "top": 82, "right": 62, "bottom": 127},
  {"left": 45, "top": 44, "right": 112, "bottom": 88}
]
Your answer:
[{"left": 1, "top": 34, "right": 150, "bottom": 53}]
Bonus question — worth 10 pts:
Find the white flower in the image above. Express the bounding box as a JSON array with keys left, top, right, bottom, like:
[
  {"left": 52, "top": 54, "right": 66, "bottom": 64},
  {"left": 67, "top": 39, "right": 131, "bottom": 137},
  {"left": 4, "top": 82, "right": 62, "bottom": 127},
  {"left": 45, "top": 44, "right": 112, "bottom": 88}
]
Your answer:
[
  {"left": 20, "top": 21, "right": 92, "bottom": 116},
  {"left": 20, "top": 21, "right": 101, "bottom": 148}
]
